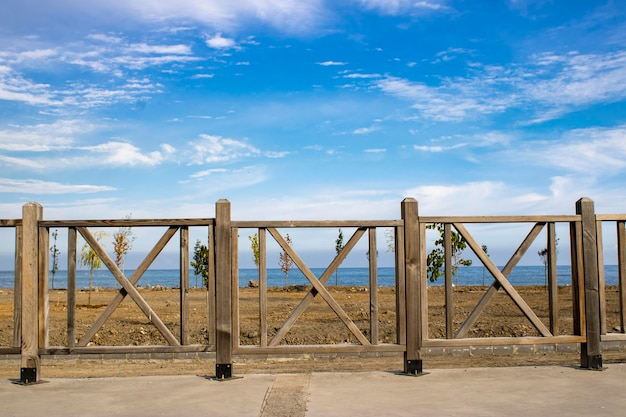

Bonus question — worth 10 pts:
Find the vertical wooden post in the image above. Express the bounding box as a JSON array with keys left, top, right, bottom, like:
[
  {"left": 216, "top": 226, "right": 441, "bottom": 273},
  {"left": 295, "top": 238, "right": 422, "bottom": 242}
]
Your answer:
[
  {"left": 596, "top": 220, "right": 607, "bottom": 335},
  {"left": 547, "top": 222, "right": 559, "bottom": 336},
  {"left": 395, "top": 225, "right": 406, "bottom": 345},
  {"left": 13, "top": 226, "right": 22, "bottom": 348},
  {"left": 180, "top": 226, "right": 189, "bottom": 345},
  {"left": 402, "top": 198, "right": 423, "bottom": 375},
  {"left": 259, "top": 228, "right": 268, "bottom": 347},
  {"left": 618, "top": 221, "right": 626, "bottom": 334},
  {"left": 67, "top": 228, "right": 77, "bottom": 349},
  {"left": 368, "top": 228, "right": 379, "bottom": 345},
  {"left": 207, "top": 223, "right": 216, "bottom": 347},
  {"left": 444, "top": 224, "right": 453, "bottom": 339},
  {"left": 20, "top": 202, "right": 43, "bottom": 384},
  {"left": 576, "top": 197, "right": 603, "bottom": 369},
  {"left": 38, "top": 227, "right": 49, "bottom": 351},
  {"left": 214, "top": 199, "right": 232, "bottom": 378}
]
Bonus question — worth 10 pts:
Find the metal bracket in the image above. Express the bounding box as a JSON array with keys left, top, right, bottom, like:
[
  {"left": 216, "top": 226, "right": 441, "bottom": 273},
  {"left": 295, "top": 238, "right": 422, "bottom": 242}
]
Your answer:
[
  {"left": 582, "top": 354, "right": 605, "bottom": 371},
  {"left": 216, "top": 363, "right": 232, "bottom": 379},
  {"left": 405, "top": 359, "right": 424, "bottom": 376},
  {"left": 20, "top": 368, "right": 38, "bottom": 385}
]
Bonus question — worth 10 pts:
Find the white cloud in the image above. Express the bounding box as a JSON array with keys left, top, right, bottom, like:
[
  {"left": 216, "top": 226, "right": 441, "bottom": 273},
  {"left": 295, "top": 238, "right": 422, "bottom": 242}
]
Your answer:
[
  {"left": 128, "top": 43, "right": 192, "bottom": 55},
  {"left": 0, "top": 155, "right": 46, "bottom": 169},
  {"left": 377, "top": 76, "right": 509, "bottom": 121},
  {"left": 0, "top": 120, "right": 83, "bottom": 151},
  {"left": 317, "top": 61, "right": 347, "bottom": 66},
  {"left": 187, "top": 134, "right": 260, "bottom": 164},
  {"left": 528, "top": 125, "right": 626, "bottom": 176},
  {"left": 353, "top": 126, "right": 379, "bottom": 135},
  {"left": 357, "top": 0, "right": 450, "bottom": 15},
  {"left": 0, "top": 178, "right": 115, "bottom": 194},
  {"left": 80, "top": 141, "right": 167, "bottom": 167},
  {"left": 205, "top": 34, "right": 238, "bottom": 49}
]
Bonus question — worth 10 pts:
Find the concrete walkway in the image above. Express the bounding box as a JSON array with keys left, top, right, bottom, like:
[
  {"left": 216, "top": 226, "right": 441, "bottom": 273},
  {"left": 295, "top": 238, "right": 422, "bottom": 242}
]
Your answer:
[{"left": 2, "top": 364, "right": 625, "bottom": 416}]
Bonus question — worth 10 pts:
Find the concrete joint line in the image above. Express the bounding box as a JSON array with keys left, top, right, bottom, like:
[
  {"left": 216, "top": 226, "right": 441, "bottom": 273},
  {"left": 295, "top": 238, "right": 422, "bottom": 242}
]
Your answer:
[{"left": 260, "top": 374, "right": 311, "bottom": 417}]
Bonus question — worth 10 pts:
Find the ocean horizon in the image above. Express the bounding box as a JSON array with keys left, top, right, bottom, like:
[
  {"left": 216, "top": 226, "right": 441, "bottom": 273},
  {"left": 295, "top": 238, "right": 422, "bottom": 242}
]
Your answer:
[{"left": 0, "top": 265, "right": 621, "bottom": 290}]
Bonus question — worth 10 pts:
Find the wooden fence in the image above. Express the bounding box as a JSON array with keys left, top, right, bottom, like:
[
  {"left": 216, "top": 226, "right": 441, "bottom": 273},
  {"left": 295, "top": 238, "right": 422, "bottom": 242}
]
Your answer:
[{"left": 1, "top": 197, "right": 623, "bottom": 383}]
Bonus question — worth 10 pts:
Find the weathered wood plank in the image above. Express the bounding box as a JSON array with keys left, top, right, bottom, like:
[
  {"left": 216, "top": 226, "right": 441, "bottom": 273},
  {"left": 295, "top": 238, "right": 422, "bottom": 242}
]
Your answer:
[
  {"left": 369, "top": 228, "right": 378, "bottom": 345},
  {"left": 207, "top": 224, "right": 216, "bottom": 346},
  {"left": 444, "top": 224, "right": 453, "bottom": 339},
  {"left": 424, "top": 335, "right": 585, "bottom": 347},
  {"left": 547, "top": 222, "right": 559, "bottom": 336},
  {"left": 577, "top": 197, "right": 602, "bottom": 368},
  {"left": 41, "top": 218, "right": 215, "bottom": 228},
  {"left": 0, "top": 219, "right": 21, "bottom": 227},
  {"left": 42, "top": 344, "right": 214, "bottom": 355},
  {"left": 570, "top": 221, "right": 585, "bottom": 336},
  {"left": 38, "top": 227, "right": 49, "bottom": 349},
  {"left": 402, "top": 198, "right": 421, "bottom": 373},
  {"left": 67, "top": 228, "right": 77, "bottom": 349},
  {"left": 234, "top": 220, "right": 402, "bottom": 228},
  {"left": 20, "top": 202, "right": 42, "bottom": 380},
  {"left": 618, "top": 221, "right": 626, "bottom": 333},
  {"left": 231, "top": 226, "right": 240, "bottom": 349},
  {"left": 420, "top": 215, "right": 579, "bottom": 224},
  {"left": 13, "top": 226, "right": 22, "bottom": 347},
  {"left": 596, "top": 220, "right": 606, "bottom": 335},
  {"left": 77, "top": 227, "right": 179, "bottom": 346},
  {"left": 268, "top": 228, "right": 370, "bottom": 346},
  {"left": 215, "top": 199, "right": 232, "bottom": 369},
  {"left": 180, "top": 226, "right": 189, "bottom": 345},
  {"left": 235, "top": 343, "right": 405, "bottom": 355},
  {"left": 268, "top": 227, "right": 367, "bottom": 346},
  {"left": 259, "top": 228, "right": 268, "bottom": 347},
  {"left": 395, "top": 226, "right": 406, "bottom": 345}
]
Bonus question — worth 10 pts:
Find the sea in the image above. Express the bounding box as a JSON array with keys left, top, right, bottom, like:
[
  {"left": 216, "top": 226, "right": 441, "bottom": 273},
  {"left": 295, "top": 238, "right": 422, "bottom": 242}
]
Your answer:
[{"left": 0, "top": 265, "right": 621, "bottom": 290}]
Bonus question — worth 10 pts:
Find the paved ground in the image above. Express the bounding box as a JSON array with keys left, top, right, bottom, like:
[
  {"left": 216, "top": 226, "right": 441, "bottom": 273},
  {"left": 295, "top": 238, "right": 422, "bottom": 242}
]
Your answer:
[{"left": 2, "top": 364, "right": 625, "bottom": 416}]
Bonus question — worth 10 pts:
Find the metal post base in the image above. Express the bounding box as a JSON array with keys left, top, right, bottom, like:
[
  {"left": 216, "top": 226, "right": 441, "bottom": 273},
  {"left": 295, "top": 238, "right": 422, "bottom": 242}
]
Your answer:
[
  {"left": 20, "top": 368, "right": 38, "bottom": 385},
  {"left": 582, "top": 354, "right": 604, "bottom": 370},
  {"left": 404, "top": 359, "right": 423, "bottom": 376},
  {"left": 216, "top": 363, "right": 232, "bottom": 379}
]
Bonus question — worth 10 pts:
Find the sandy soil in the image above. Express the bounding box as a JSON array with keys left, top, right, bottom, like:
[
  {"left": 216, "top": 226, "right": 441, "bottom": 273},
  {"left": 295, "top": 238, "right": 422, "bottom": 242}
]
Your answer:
[{"left": 1, "top": 285, "right": 624, "bottom": 377}]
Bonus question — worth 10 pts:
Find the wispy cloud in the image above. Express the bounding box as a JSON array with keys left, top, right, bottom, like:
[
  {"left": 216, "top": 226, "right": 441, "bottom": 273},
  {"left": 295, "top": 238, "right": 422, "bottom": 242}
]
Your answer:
[
  {"left": 317, "top": 61, "right": 347, "bottom": 66},
  {"left": 187, "top": 134, "right": 260, "bottom": 164},
  {"left": 357, "top": 0, "right": 451, "bottom": 15},
  {"left": 0, "top": 178, "right": 115, "bottom": 194},
  {"left": 375, "top": 49, "right": 626, "bottom": 123},
  {"left": 521, "top": 125, "right": 626, "bottom": 176}
]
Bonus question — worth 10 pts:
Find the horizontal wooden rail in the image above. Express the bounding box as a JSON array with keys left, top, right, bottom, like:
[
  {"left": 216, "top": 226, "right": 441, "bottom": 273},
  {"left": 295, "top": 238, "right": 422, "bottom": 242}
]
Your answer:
[
  {"left": 41, "top": 344, "right": 214, "bottom": 355},
  {"left": 233, "top": 220, "right": 402, "bottom": 228},
  {"left": 41, "top": 218, "right": 215, "bottom": 228},
  {"left": 419, "top": 215, "right": 580, "bottom": 223},
  {"left": 423, "top": 336, "right": 586, "bottom": 347},
  {"left": 0, "top": 219, "right": 21, "bottom": 227},
  {"left": 596, "top": 214, "right": 626, "bottom": 221},
  {"left": 235, "top": 343, "right": 405, "bottom": 355}
]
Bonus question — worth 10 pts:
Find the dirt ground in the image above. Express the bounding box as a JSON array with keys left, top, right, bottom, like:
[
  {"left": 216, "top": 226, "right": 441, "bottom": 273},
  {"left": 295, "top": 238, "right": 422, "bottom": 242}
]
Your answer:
[{"left": 1, "top": 285, "right": 625, "bottom": 377}]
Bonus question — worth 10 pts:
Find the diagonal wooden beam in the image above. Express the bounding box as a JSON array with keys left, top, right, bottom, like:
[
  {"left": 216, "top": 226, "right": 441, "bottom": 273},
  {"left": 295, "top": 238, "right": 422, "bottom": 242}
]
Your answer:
[
  {"left": 453, "top": 222, "right": 552, "bottom": 338},
  {"left": 268, "top": 227, "right": 369, "bottom": 346},
  {"left": 76, "top": 227, "right": 180, "bottom": 346}
]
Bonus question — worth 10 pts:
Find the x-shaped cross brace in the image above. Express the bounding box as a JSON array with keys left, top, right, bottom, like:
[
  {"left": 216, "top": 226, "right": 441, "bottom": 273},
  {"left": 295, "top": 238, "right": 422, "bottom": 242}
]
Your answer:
[
  {"left": 76, "top": 226, "right": 181, "bottom": 347},
  {"left": 267, "top": 227, "right": 371, "bottom": 346},
  {"left": 453, "top": 222, "right": 552, "bottom": 338}
]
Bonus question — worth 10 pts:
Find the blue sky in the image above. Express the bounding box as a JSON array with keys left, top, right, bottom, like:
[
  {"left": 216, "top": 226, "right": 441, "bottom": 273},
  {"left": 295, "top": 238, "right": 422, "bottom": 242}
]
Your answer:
[{"left": 1, "top": 1, "right": 626, "bottom": 267}]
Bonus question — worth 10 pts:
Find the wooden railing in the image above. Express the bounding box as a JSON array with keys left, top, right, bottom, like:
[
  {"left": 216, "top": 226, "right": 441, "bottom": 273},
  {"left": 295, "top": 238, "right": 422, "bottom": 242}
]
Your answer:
[{"left": 2, "top": 198, "right": 623, "bottom": 383}]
